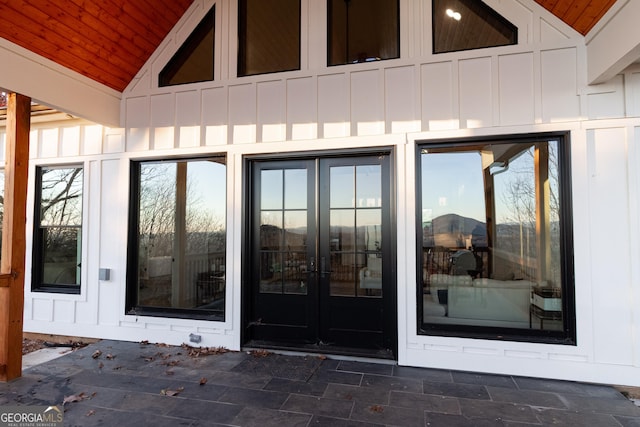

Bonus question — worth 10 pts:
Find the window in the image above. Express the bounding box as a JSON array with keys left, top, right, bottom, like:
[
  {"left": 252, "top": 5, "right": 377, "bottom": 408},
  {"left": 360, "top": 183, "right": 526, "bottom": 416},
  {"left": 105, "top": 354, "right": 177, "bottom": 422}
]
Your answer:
[
  {"left": 159, "top": 7, "right": 215, "bottom": 87},
  {"left": 432, "top": 0, "right": 517, "bottom": 54},
  {"left": 127, "top": 157, "right": 226, "bottom": 320},
  {"left": 238, "top": 0, "right": 300, "bottom": 77},
  {"left": 417, "top": 133, "right": 575, "bottom": 343},
  {"left": 32, "top": 166, "right": 83, "bottom": 294},
  {"left": 328, "top": 0, "right": 399, "bottom": 66}
]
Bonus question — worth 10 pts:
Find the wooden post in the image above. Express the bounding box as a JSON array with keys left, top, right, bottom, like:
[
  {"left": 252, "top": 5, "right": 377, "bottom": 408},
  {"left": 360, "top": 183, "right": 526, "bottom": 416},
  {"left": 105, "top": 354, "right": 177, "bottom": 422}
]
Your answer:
[{"left": 0, "top": 92, "right": 30, "bottom": 381}]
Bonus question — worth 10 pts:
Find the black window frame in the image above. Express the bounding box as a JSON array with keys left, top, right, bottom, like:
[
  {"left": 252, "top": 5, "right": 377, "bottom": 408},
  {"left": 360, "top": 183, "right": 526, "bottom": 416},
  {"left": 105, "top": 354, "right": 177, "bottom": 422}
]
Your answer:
[
  {"left": 32, "top": 164, "right": 84, "bottom": 295},
  {"left": 416, "top": 132, "right": 576, "bottom": 345},
  {"left": 159, "top": 6, "right": 216, "bottom": 87},
  {"left": 432, "top": 0, "right": 517, "bottom": 55},
  {"left": 126, "top": 155, "right": 227, "bottom": 322},
  {"left": 237, "top": 0, "right": 301, "bottom": 77},
  {"left": 327, "top": 0, "right": 400, "bottom": 67}
]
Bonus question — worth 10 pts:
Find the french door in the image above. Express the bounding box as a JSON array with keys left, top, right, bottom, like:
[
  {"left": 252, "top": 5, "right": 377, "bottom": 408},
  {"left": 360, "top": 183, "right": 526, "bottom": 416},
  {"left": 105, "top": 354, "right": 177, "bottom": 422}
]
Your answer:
[{"left": 246, "top": 154, "right": 395, "bottom": 355}]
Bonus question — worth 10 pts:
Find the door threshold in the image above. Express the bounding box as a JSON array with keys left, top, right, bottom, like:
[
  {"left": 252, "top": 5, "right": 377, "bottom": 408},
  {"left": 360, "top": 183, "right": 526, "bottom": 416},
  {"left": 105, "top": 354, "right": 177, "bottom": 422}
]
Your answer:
[{"left": 243, "top": 340, "right": 396, "bottom": 362}]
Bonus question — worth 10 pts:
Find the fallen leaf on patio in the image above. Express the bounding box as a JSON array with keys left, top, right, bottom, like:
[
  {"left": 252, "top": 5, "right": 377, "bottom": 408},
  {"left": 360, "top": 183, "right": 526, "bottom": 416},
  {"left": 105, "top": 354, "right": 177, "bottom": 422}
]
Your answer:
[
  {"left": 160, "top": 387, "right": 184, "bottom": 396},
  {"left": 199, "top": 377, "right": 207, "bottom": 385},
  {"left": 98, "top": 362, "right": 104, "bottom": 369},
  {"left": 140, "top": 340, "right": 149, "bottom": 345},
  {"left": 86, "top": 410, "right": 95, "bottom": 417},
  {"left": 165, "top": 370, "right": 175, "bottom": 376},
  {"left": 251, "top": 349, "right": 271, "bottom": 358},
  {"left": 92, "top": 350, "right": 102, "bottom": 359},
  {"left": 106, "top": 353, "right": 116, "bottom": 360},
  {"left": 370, "top": 405, "right": 384, "bottom": 413},
  {"left": 317, "top": 355, "right": 327, "bottom": 360},
  {"left": 63, "top": 392, "right": 90, "bottom": 405}
]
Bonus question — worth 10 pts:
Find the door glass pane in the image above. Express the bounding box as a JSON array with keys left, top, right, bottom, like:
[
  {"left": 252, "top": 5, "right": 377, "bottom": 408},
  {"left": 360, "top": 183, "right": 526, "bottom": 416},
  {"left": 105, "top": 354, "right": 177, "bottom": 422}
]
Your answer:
[
  {"left": 260, "top": 252, "right": 282, "bottom": 293},
  {"left": 330, "top": 166, "right": 354, "bottom": 208},
  {"left": 356, "top": 209, "right": 382, "bottom": 252},
  {"left": 356, "top": 165, "right": 381, "bottom": 207},
  {"left": 261, "top": 170, "right": 283, "bottom": 209},
  {"left": 285, "top": 169, "right": 306, "bottom": 209},
  {"left": 330, "top": 210, "right": 355, "bottom": 252},
  {"left": 260, "top": 211, "right": 283, "bottom": 250}
]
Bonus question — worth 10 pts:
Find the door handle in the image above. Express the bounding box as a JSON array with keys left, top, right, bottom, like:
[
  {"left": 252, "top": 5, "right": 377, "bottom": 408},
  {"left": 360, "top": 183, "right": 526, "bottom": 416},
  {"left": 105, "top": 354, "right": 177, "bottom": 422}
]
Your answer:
[
  {"left": 309, "top": 257, "right": 316, "bottom": 273},
  {"left": 319, "top": 257, "right": 332, "bottom": 275}
]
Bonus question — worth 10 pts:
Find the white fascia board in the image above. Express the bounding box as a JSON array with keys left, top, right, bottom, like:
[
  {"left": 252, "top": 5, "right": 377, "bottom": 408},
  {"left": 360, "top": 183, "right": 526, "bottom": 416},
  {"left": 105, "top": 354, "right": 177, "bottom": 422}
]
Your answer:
[
  {"left": 0, "top": 38, "right": 121, "bottom": 127},
  {"left": 586, "top": 0, "right": 640, "bottom": 85}
]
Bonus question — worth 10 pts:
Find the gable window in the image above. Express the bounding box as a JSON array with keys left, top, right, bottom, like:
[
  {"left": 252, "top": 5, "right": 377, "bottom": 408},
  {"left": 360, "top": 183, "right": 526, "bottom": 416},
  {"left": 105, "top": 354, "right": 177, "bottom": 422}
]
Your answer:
[
  {"left": 433, "top": 0, "right": 517, "bottom": 54},
  {"left": 417, "top": 133, "right": 575, "bottom": 344},
  {"left": 32, "top": 166, "right": 83, "bottom": 294},
  {"left": 238, "top": 0, "right": 300, "bottom": 77},
  {"left": 328, "top": 0, "right": 399, "bottom": 66},
  {"left": 127, "top": 157, "right": 226, "bottom": 320},
  {"left": 159, "top": 7, "right": 215, "bottom": 87}
]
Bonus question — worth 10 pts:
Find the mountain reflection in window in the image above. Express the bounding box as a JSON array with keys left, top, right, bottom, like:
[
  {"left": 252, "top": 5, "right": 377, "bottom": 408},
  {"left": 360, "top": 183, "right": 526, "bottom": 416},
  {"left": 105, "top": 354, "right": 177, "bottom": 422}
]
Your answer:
[{"left": 419, "top": 138, "right": 572, "bottom": 341}]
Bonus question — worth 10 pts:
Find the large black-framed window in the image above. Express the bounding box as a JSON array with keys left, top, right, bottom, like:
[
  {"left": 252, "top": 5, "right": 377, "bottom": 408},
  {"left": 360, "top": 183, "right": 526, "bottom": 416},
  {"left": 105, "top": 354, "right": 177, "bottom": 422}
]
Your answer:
[
  {"left": 32, "top": 165, "right": 84, "bottom": 294},
  {"left": 432, "top": 0, "right": 517, "bottom": 54},
  {"left": 126, "top": 156, "right": 227, "bottom": 321},
  {"left": 237, "top": 0, "right": 301, "bottom": 77},
  {"left": 159, "top": 6, "right": 215, "bottom": 87},
  {"left": 327, "top": 0, "right": 399, "bottom": 66},
  {"left": 417, "top": 133, "right": 575, "bottom": 344}
]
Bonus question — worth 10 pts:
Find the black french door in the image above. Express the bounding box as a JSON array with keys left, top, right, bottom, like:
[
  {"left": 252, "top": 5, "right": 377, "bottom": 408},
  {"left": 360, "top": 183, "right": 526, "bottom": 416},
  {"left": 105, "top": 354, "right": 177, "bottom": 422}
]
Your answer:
[{"left": 246, "top": 154, "right": 395, "bottom": 355}]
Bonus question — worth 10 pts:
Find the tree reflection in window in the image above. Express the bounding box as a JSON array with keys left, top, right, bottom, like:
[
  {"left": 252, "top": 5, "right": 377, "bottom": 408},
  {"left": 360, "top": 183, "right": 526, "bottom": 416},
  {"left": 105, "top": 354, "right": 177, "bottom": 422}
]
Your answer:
[{"left": 33, "top": 166, "right": 83, "bottom": 292}]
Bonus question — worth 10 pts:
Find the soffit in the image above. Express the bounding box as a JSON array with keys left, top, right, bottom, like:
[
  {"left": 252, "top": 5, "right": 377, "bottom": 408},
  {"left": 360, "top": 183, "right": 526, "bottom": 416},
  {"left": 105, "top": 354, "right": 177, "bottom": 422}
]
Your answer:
[{"left": 533, "top": 0, "right": 617, "bottom": 35}]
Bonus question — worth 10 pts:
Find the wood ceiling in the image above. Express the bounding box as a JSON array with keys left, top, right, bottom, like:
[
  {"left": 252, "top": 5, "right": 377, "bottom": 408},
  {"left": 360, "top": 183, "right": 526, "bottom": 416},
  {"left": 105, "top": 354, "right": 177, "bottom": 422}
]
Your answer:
[{"left": 0, "top": 1, "right": 618, "bottom": 95}]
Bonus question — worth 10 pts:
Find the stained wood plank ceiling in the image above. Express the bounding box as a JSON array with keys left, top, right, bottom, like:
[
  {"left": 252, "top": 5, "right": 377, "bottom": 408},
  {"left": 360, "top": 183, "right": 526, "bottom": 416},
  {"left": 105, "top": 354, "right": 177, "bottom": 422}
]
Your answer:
[{"left": 0, "top": 0, "right": 618, "bottom": 94}]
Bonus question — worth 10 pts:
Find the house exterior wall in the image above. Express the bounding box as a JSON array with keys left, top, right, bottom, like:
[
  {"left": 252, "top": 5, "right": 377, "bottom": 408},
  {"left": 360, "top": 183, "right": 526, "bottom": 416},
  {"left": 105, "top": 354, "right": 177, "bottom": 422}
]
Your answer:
[{"left": 5, "top": 0, "right": 639, "bottom": 386}]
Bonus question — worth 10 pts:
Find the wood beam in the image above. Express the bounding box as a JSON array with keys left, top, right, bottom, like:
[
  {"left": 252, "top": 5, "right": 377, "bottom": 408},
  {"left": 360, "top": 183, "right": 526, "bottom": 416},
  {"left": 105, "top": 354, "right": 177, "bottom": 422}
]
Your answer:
[{"left": 0, "top": 92, "right": 31, "bottom": 382}]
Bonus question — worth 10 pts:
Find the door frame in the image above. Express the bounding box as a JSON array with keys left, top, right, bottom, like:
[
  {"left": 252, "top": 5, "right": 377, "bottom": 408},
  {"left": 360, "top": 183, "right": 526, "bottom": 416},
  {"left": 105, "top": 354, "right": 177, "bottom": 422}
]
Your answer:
[{"left": 241, "top": 148, "right": 397, "bottom": 358}]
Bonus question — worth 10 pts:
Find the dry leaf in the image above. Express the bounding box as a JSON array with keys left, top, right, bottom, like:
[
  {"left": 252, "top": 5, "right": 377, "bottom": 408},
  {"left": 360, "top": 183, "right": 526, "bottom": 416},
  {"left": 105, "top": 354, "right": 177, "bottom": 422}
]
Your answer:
[
  {"left": 199, "top": 377, "right": 207, "bottom": 385},
  {"left": 91, "top": 350, "right": 102, "bottom": 359},
  {"left": 370, "top": 405, "right": 384, "bottom": 413},
  {"left": 63, "top": 392, "right": 89, "bottom": 405},
  {"left": 106, "top": 353, "right": 115, "bottom": 360},
  {"left": 161, "top": 387, "right": 184, "bottom": 396},
  {"left": 86, "top": 410, "right": 96, "bottom": 417},
  {"left": 98, "top": 362, "right": 104, "bottom": 369},
  {"left": 165, "top": 370, "right": 174, "bottom": 376},
  {"left": 317, "top": 355, "right": 327, "bottom": 360},
  {"left": 140, "top": 340, "right": 149, "bottom": 345},
  {"left": 251, "top": 349, "right": 271, "bottom": 358}
]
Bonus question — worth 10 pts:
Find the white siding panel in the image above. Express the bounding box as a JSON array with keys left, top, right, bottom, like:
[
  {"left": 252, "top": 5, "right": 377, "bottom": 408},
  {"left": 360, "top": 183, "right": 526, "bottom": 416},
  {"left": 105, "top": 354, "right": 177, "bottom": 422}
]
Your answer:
[
  {"left": 287, "top": 77, "right": 318, "bottom": 141},
  {"left": 125, "top": 97, "right": 150, "bottom": 151},
  {"left": 421, "top": 62, "right": 456, "bottom": 131},
  {"left": 540, "top": 19, "right": 571, "bottom": 44},
  {"left": 587, "top": 128, "right": 634, "bottom": 365},
  {"left": 32, "top": 298, "right": 53, "bottom": 322},
  {"left": 104, "top": 129, "right": 125, "bottom": 153},
  {"left": 257, "top": 80, "right": 286, "bottom": 142},
  {"left": 541, "top": 48, "right": 580, "bottom": 122},
  {"left": 459, "top": 57, "right": 493, "bottom": 128},
  {"left": 499, "top": 53, "right": 534, "bottom": 126},
  {"left": 53, "top": 300, "right": 75, "bottom": 323},
  {"left": 202, "top": 86, "right": 228, "bottom": 146},
  {"left": 83, "top": 125, "right": 103, "bottom": 155},
  {"left": 39, "top": 128, "right": 59, "bottom": 158},
  {"left": 229, "top": 84, "right": 256, "bottom": 144},
  {"left": 351, "top": 69, "right": 384, "bottom": 136},
  {"left": 629, "top": 71, "right": 640, "bottom": 117},
  {"left": 61, "top": 126, "right": 81, "bottom": 157},
  {"left": 586, "top": 75, "right": 625, "bottom": 120},
  {"left": 98, "top": 159, "right": 124, "bottom": 326},
  {"left": 151, "top": 93, "right": 175, "bottom": 150},
  {"left": 177, "top": 90, "right": 202, "bottom": 148},
  {"left": 318, "top": 73, "right": 349, "bottom": 138},
  {"left": 385, "top": 66, "right": 420, "bottom": 134}
]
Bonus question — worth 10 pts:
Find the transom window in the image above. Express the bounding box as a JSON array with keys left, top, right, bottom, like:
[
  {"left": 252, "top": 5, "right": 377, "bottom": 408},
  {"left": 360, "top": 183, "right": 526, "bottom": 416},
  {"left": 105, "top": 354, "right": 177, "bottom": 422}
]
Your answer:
[
  {"left": 159, "top": 7, "right": 215, "bottom": 87},
  {"left": 32, "top": 165, "right": 84, "bottom": 294},
  {"left": 417, "top": 133, "right": 575, "bottom": 343},
  {"left": 127, "top": 157, "right": 227, "bottom": 320},
  {"left": 433, "top": 0, "right": 517, "bottom": 54},
  {"left": 238, "top": 0, "right": 300, "bottom": 77},
  {"left": 328, "top": 0, "right": 399, "bottom": 66}
]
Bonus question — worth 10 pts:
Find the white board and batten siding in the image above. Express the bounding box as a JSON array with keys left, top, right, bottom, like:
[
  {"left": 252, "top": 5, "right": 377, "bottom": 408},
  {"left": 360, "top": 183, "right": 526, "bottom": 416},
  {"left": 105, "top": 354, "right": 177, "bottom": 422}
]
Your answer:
[{"left": 7, "top": 0, "right": 639, "bottom": 386}]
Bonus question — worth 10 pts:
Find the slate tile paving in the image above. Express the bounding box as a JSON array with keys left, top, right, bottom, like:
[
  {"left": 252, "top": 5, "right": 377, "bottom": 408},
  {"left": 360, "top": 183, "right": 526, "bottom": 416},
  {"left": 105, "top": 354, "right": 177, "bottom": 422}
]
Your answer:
[{"left": 1, "top": 339, "right": 639, "bottom": 426}]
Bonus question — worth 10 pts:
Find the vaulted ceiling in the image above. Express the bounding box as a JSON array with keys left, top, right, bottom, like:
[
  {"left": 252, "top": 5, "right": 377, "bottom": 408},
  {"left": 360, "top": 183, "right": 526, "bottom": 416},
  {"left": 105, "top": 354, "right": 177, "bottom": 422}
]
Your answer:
[{"left": 0, "top": 0, "right": 620, "bottom": 95}]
